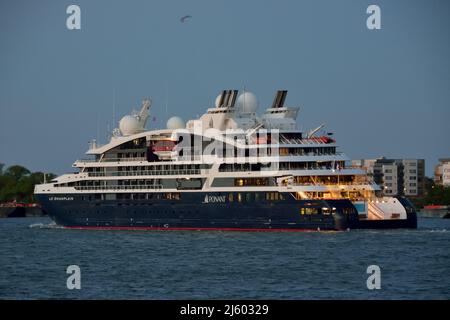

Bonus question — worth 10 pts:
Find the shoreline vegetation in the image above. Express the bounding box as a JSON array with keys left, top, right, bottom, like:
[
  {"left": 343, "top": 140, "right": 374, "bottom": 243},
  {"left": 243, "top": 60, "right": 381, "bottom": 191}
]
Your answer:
[
  {"left": 0, "top": 164, "right": 55, "bottom": 204},
  {"left": 410, "top": 184, "right": 450, "bottom": 208},
  {"left": 0, "top": 164, "right": 449, "bottom": 208}
]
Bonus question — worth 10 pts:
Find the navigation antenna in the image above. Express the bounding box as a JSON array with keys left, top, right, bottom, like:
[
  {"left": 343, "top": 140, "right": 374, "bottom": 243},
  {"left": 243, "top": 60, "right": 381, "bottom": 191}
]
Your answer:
[
  {"left": 243, "top": 85, "right": 246, "bottom": 113},
  {"left": 96, "top": 111, "right": 100, "bottom": 144},
  {"left": 112, "top": 88, "right": 116, "bottom": 130},
  {"left": 165, "top": 79, "right": 169, "bottom": 117}
]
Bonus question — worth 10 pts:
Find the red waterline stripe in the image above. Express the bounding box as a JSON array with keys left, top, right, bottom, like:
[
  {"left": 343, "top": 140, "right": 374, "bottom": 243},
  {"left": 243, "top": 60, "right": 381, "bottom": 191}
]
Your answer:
[{"left": 65, "top": 226, "right": 337, "bottom": 232}]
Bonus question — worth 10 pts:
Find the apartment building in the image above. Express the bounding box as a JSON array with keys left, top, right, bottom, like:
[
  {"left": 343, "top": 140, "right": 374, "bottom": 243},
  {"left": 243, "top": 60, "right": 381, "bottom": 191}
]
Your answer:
[
  {"left": 434, "top": 158, "right": 450, "bottom": 186},
  {"left": 352, "top": 158, "right": 425, "bottom": 197}
]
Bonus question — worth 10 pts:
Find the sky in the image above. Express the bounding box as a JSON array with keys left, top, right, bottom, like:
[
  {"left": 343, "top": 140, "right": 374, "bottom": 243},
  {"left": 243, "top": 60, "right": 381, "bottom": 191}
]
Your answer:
[{"left": 0, "top": 0, "right": 449, "bottom": 176}]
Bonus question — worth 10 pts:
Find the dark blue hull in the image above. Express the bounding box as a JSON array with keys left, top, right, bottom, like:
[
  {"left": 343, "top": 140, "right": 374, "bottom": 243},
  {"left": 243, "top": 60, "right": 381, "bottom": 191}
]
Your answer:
[
  {"left": 349, "top": 197, "right": 417, "bottom": 229},
  {"left": 35, "top": 192, "right": 359, "bottom": 231},
  {"left": 349, "top": 215, "right": 417, "bottom": 229},
  {"left": 35, "top": 192, "right": 417, "bottom": 231}
]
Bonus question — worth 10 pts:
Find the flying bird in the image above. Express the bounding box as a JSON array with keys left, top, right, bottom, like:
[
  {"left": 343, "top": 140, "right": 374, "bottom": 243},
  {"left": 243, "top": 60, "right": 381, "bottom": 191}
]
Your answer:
[{"left": 180, "top": 15, "right": 192, "bottom": 23}]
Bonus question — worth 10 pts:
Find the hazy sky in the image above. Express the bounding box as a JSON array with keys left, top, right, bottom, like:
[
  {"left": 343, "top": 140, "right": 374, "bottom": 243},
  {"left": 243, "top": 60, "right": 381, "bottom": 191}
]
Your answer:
[{"left": 1, "top": 0, "right": 449, "bottom": 176}]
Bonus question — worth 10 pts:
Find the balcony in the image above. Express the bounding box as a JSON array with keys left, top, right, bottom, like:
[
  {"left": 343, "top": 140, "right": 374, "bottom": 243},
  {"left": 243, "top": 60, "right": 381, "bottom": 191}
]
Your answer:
[
  {"left": 87, "top": 169, "right": 201, "bottom": 177},
  {"left": 74, "top": 185, "right": 163, "bottom": 191},
  {"left": 279, "top": 135, "right": 336, "bottom": 145},
  {"left": 75, "top": 157, "right": 147, "bottom": 164}
]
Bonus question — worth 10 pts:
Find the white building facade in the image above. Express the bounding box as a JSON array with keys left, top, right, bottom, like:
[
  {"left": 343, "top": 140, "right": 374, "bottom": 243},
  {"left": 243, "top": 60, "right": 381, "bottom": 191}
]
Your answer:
[
  {"left": 352, "top": 158, "right": 425, "bottom": 197},
  {"left": 435, "top": 158, "right": 450, "bottom": 187}
]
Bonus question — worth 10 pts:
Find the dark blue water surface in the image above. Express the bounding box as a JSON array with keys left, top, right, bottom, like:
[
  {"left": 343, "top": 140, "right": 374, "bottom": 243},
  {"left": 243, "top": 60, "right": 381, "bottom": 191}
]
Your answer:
[{"left": 0, "top": 217, "right": 449, "bottom": 299}]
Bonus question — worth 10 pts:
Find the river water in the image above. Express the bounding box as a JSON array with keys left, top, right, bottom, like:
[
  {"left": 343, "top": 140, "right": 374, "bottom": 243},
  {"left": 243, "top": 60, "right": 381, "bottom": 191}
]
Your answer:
[{"left": 0, "top": 217, "right": 449, "bottom": 299}]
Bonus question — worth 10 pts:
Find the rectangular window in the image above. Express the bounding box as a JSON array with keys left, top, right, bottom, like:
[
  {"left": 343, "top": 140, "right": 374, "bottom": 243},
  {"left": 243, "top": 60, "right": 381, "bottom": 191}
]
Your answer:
[
  {"left": 305, "top": 207, "right": 318, "bottom": 215},
  {"left": 300, "top": 207, "right": 318, "bottom": 215},
  {"left": 266, "top": 192, "right": 279, "bottom": 201}
]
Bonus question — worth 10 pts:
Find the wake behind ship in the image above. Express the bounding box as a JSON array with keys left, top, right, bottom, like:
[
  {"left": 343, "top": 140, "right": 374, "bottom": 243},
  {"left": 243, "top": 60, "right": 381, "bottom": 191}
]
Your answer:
[{"left": 34, "top": 90, "right": 417, "bottom": 231}]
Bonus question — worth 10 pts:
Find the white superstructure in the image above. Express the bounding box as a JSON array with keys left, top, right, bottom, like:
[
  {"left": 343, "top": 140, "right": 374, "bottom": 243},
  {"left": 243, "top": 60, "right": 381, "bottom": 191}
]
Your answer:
[{"left": 35, "top": 90, "right": 406, "bottom": 220}]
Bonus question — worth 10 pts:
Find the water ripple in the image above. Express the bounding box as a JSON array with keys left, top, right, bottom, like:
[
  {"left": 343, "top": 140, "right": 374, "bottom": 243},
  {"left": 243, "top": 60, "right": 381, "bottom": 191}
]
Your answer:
[{"left": 0, "top": 217, "right": 449, "bottom": 299}]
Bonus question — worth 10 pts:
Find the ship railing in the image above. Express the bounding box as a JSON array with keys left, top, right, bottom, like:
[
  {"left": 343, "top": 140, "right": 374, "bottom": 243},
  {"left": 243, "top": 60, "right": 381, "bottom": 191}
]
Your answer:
[
  {"left": 75, "top": 157, "right": 148, "bottom": 164},
  {"left": 76, "top": 153, "right": 354, "bottom": 166},
  {"left": 289, "top": 181, "right": 372, "bottom": 187},
  {"left": 278, "top": 135, "right": 335, "bottom": 145},
  {"left": 173, "top": 156, "right": 203, "bottom": 161},
  {"left": 75, "top": 159, "right": 98, "bottom": 163},
  {"left": 74, "top": 185, "right": 163, "bottom": 191},
  {"left": 281, "top": 152, "right": 344, "bottom": 157},
  {"left": 268, "top": 165, "right": 356, "bottom": 171},
  {"left": 216, "top": 165, "right": 363, "bottom": 172},
  {"left": 87, "top": 169, "right": 201, "bottom": 177},
  {"left": 219, "top": 152, "right": 345, "bottom": 158},
  {"left": 296, "top": 140, "right": 327, "bottom": 145},
  {"left": 217, "top": 166, "right": 345, "bottom": 172},
  {"left": 103, "top": 157, "right": 147, "bottom": 162}
]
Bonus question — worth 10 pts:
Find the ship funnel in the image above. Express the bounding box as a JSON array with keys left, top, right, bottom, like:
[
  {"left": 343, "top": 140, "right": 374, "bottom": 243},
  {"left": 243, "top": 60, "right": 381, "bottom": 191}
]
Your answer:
[
  {"left": 216, "top": 90, "right": 238, "bottom": 108},
  {"left": 270, "top": 90, "right": 288, "bottom": 109}
]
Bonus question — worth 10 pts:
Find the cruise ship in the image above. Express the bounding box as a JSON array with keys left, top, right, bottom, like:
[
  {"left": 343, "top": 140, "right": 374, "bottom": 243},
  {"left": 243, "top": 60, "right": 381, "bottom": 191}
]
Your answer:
[{"left": 34, "top": 90, "right": 417, "bottom": 231}]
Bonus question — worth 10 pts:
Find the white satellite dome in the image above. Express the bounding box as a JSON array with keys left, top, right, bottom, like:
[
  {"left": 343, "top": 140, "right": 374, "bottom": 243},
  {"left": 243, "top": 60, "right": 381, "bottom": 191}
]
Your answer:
[
  {"left": 167, "top": 116, "right": 185, "bottom": 130},
  {"left": 237, "top": 91, "right": 258, "bottom": 113},
  {"left": 214, "top": 94, "right": 222, "bottom": 108},
  {"left": 119, "top": 115, "right": 141, "bottom": 136}
]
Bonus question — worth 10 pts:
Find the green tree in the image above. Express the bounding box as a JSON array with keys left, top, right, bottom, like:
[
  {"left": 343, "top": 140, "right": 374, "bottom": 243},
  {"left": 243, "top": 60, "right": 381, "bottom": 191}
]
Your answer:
[
  {"left": 0, "top": 174, "right": 17, "bottom": 202},
  {"left": 0, "top": 165, "right": 56, "bottom": 203},
  {"left": 424, "top": 185, "right": 450, "bottom": 205},
  {"left": 4, "top": 165, "right": 30, "bottom": 180}
]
